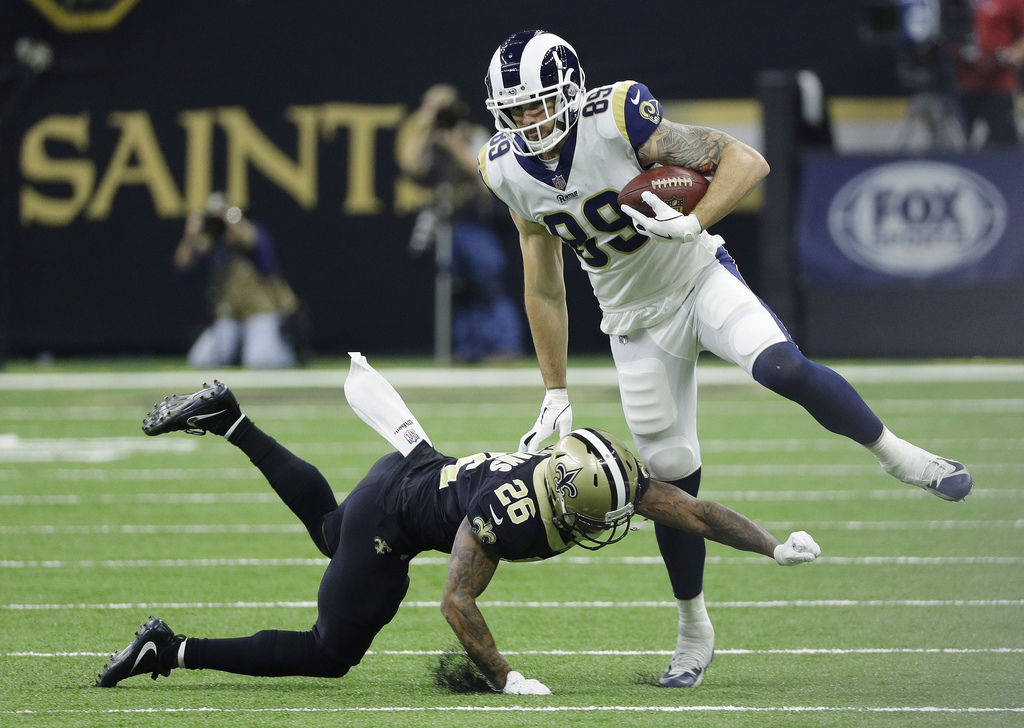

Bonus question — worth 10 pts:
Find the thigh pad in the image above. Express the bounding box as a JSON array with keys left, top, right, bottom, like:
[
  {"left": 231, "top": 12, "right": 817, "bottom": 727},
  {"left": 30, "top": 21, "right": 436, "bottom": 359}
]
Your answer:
[{"left": 617, "top": 357, "right": 677, "bottom": 436}]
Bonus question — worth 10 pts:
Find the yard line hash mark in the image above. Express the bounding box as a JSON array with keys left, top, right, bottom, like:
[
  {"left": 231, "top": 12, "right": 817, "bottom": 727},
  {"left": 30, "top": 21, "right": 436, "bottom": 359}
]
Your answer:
[
  {"left": 2, "top": 519, "right": 1020, "bottom": 535},
  {"left": 4, "top": 706, "right": 1023, "bottom": 715},
  {"left": 2, "top": 488, "right": 1021, "bottom": 506},
  {"left": 4, "top": 599, "right": 1022, "bottom": 611},
  {"left": 3, "top": 556, "right": 1021, "bottom": 569},
  {"left": 8, "top": 647, "right": 1023, "bottom": 658}
]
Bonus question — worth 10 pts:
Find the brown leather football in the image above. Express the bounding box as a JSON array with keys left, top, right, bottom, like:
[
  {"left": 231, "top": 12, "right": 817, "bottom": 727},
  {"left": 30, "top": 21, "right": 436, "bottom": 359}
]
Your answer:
[{"left": 617, "top": 166, "right": 709, "bottom": 217}]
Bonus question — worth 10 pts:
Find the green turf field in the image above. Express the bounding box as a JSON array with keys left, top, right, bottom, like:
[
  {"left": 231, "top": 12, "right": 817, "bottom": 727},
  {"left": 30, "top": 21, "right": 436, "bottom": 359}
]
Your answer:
[{"left": 2, "top": 358, "right": 1022, "bottom": 727}]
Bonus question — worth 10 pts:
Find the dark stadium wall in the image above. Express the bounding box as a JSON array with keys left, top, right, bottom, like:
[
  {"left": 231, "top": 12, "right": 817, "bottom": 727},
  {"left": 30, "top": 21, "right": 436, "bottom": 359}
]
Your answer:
[{"left": 0, "top": 1, "right": 914, "bottom": 358}]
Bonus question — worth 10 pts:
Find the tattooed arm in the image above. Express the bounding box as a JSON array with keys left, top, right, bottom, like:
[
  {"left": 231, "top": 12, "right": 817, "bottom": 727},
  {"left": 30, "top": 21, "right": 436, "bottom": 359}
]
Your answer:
[
  {"left": 637, "top": 120, "right": 770, "bottom": 229},
  {"left": 440, "top": 516, "right": 511, "bottom": 689},
  {"left": 635, "top": 479, "right": 780, "bottom": 557}
]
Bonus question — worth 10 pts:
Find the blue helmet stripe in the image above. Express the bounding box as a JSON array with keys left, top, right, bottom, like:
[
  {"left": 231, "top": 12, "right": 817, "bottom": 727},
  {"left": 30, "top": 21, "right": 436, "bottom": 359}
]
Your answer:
[
  {"left": 500, "top": 62, "right": 520, "bottom": 90},
  {"left": 497, "top": 29, "right": 544, "bottom": 90}
]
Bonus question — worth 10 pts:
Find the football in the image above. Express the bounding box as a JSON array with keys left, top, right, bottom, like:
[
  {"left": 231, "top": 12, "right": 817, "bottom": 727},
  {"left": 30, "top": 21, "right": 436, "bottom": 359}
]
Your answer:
[{"left": 617, "top": 166, "right": 709, "bottom": 217}]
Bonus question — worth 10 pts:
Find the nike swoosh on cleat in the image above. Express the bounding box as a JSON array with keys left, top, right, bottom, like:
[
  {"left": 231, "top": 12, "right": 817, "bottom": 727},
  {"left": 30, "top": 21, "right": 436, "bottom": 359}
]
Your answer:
[
  {"left": 631, "top": 88, "right": 641, "bottom": 104},
  {"left": 186, "top": 410, "right": 226, "bottom": 426},
  {"left": 132, "top": 641, "right": 157, "bottom": 672},
  {"left": 488, "top": 504, "right": 504, "bottom": 525}
]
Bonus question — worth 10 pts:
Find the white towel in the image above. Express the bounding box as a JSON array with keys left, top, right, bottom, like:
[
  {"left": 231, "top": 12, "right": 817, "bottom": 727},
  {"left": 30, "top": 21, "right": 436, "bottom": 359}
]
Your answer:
[{"left": 343, "top": 352, "right": 432, "bottom": 457}]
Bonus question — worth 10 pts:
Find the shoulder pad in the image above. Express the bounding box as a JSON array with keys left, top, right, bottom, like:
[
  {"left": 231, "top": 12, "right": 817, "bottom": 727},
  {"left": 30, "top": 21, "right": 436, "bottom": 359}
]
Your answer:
[{"left": 602, "top": 80, "right": 662, "bottom": 147}]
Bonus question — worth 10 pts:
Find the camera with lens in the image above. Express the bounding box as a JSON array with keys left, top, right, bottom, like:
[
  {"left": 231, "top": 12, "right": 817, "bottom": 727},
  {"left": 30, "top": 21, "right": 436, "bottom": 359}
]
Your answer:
[
  {"left": 434, "top": 99, "right": 469, "bottom": 130},
  {"left": 203, "top": 215, "right": 226, "bottom": 238}
]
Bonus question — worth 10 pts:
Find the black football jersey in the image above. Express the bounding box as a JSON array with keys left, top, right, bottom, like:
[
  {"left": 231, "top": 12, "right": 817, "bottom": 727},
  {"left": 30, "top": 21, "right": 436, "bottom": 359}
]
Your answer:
[{"left": 400, "top": 449, "right": 574, "bottom": 561}]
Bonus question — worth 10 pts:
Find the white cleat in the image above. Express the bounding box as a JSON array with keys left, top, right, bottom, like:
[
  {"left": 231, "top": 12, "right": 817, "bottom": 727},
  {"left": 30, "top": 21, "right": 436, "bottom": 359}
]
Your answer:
[
  {"left": 658, "top": 603, "right": 714, "bottom": 688},
  {"left": 884, "top": 456, "right": 974, "bottom": 502},
  {"left": 659, "top": 650, "right": 714, "bottom": 688},
  {"left": 917, "top": 457, "right": 973, "bottom": 502}
]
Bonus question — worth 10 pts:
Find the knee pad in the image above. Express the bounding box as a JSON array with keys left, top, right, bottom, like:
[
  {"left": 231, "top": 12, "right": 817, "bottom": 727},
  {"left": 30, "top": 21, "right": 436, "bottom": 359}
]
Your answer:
[
  {"left": 617, "top": 358, "right": 677, "bottom": 436},
  {"left": 638, "top": 438, "right": 700, "bottom": 482},
  {"left": 752, "top": 341, "right": 811, "bottom": 396}
]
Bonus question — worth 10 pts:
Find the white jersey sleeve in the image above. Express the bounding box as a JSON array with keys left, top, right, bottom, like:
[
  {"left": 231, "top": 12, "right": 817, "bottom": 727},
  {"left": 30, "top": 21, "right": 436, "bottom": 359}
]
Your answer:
[{"left": 479, "top": 80, "right": 723, "bottom": 336}]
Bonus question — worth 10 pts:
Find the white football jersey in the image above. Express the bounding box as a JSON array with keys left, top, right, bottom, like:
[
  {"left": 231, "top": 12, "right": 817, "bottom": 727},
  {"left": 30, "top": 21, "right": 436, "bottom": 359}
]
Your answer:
[{"left": 479, "top": 80, "right": 723, "bottom": 335}]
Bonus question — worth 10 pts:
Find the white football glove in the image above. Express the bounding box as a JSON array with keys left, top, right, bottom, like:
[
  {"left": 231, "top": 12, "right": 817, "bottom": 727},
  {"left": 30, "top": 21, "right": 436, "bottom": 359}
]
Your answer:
[
  {"left": 502, "top": 670, "right": 551, "bottom": 695},
  {"left": 773, "top": 531, "right": 822, "bottom": 565},
  {"left": 518, "top": 388, "right": 572, "bottom": 453},
  {"left": 620, "top": 191, "right": 702, "bottom": 243}
]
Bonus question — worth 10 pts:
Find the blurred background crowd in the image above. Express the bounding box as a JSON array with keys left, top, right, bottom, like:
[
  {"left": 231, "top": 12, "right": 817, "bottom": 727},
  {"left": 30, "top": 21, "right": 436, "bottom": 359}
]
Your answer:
[{"left": 1, "top": 0, "right": 1021, "bottom": 367}]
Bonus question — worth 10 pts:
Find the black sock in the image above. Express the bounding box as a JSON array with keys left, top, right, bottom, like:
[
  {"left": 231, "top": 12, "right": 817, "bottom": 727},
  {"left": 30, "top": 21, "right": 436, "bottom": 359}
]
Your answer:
[
  {"left": 183, "top": 631, "right": 349, "bottom": 678},
  {"left": 224, "top": 415, "right": 254, "bottom": 444},
  {"left": 229, "top": 423, "right": 338, "bottom": 556},
  {"left": 158, "top": 636, "right": 184, "bottom": 674}
]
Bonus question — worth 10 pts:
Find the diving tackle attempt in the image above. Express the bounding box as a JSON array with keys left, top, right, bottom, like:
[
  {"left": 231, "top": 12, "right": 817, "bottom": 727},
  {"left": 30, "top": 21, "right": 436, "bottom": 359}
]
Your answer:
[{"left": 95, "top": 354, "right": 819, "bottom": 694}]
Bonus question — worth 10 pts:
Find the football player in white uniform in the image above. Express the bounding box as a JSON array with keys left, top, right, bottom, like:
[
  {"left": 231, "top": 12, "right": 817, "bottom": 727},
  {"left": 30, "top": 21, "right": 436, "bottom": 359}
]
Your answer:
[{"left": 478, "top": 29, "right": 974, "bottom": 688}]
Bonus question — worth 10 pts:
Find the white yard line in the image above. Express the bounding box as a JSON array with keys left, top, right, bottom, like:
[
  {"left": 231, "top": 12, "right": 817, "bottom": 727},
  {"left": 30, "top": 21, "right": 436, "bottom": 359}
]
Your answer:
[
  {"left": 7, "top": 647, "right": 1024, "bottom": 658},
  {"left": 3, "top": 519, "right": 1019, "bottom": 535},
  {"left": 7, "top": 465, "right": 1022, "bottom": 483},
  {"left": 0, "top": 524, "right": 307, "bottom": 535},
  {"left": 2, "top": 556, "right": 1022, "bottom": 569},
  {"left": 2, "top": 487, "right": 1020, "bottom": 506},
  {"left": 3, "top": 399, "right": 1023, "bottom": 420},
  {"left": 0, "top": 362, "right": 1022, "bottom": 391},
  {"left": 4, "top": 706, "right": 1023, "bottom": 715},
  {"left": 4, "top": 599, "right": 1022, "bottom": 610}
]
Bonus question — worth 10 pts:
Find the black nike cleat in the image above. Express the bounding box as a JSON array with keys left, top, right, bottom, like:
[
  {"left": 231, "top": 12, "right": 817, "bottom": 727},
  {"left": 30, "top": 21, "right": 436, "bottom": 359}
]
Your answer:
[
  {"left": 142, "top": 380, "right": 242, "bottom": 436},
  {"left": 95, "top": 616, "right": 182, "bottom": 687}
]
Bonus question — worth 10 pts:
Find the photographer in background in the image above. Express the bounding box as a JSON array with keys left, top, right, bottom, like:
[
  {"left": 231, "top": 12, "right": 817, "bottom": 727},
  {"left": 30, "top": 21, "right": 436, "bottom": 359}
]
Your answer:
[
  {"left": 396, "top": 84, "right": 523, "bottom": 363},
  {"left": 174, "top": 192, "right": 303, "bottom": 369},
  {"left": 953, "top": 0, "right": 1024, "bottom": 147}
]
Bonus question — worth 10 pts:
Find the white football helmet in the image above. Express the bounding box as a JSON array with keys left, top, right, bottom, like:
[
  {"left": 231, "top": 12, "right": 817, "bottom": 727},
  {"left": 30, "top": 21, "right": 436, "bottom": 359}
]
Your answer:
[
  {"left": 544, "top": 428, "right": 647, "bottom": 550},
  {"left": 484, "top": 29, "right": 586, "bottom": 157}
]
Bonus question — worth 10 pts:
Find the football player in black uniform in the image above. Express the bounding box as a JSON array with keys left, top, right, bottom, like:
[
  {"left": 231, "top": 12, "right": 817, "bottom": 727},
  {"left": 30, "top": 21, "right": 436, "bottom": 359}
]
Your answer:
[{"left": 96, "top": 355, "right": 819, "bottom": 694}]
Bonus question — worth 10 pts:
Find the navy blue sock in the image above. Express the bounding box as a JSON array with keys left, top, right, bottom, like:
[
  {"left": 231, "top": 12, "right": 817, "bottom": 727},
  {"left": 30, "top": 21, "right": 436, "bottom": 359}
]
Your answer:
[
  {"left": 654, "top": 469, "right": 705, "bottom": 600},
  {"left": 752, "top": 341, "right": 883, "bottom": 445}
]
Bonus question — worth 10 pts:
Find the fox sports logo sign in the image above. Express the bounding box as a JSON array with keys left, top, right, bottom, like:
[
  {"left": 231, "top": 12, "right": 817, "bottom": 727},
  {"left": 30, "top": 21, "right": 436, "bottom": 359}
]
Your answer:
[{"left": 827, "top": 161, "right": 1007, "bottom": 277}]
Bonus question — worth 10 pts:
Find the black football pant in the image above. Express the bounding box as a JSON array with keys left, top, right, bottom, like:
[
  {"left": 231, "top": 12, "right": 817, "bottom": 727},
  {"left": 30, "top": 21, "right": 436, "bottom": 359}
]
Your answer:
[{"left": 183, "top": 422, "right": 411, "bottom": 677}]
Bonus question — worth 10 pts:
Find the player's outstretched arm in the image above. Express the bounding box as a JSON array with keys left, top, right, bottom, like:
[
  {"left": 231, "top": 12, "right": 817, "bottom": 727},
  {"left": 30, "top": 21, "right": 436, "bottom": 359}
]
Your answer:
[
  {"left": 514, "top": 210, "right": 573, "bottom": 453},
  {"left": 440, "top": 518, "right": 551, "bottom": 694},
  {"left": 635, "top": 480, "right": 820, "bottom": 565}
]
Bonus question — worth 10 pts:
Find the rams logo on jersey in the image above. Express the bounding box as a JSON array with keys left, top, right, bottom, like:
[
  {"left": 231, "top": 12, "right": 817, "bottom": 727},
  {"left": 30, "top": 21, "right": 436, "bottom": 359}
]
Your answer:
[{"left": 638, "top": 100, "right": 661, "bottom": 126}]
